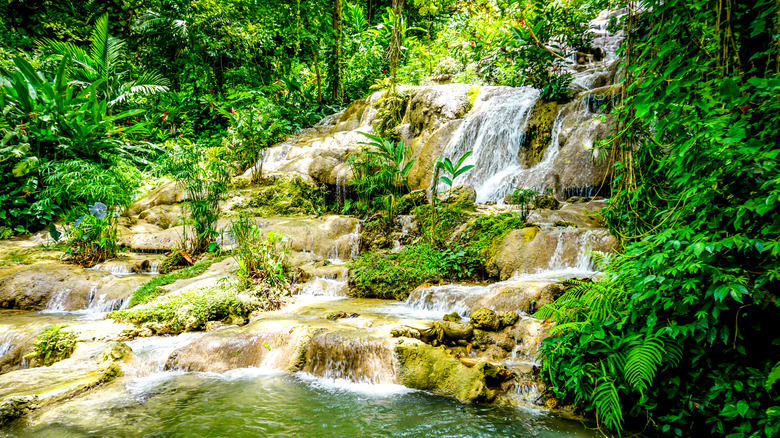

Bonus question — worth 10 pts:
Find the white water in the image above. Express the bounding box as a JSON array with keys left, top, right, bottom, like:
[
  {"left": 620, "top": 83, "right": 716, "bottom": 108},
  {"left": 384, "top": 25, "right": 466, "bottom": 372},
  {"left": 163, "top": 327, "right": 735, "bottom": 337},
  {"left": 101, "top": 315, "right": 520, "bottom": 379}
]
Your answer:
[
  {"left": 0, "top": 341, "right": 13, "bottom": 357},
  {"left": 439, "top": 87, "right": 542, "bottom": 202},
  {"left": 42, "top": 288, "right": 72, "bottom": 312},
  {"left": 296, "top": 277, "right": 348, "bottom": 298},
  {"left": 125, "top": 332, "right": 206, "bottom": 373}
]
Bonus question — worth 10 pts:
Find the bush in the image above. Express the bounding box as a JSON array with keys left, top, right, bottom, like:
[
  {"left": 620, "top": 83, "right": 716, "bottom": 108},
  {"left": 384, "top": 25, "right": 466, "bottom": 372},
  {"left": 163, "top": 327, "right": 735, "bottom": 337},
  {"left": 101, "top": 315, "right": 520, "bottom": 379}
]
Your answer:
[
  {"left": 348, "top": 243, "right": 466, "bottom": 300},
  {"left": 229, "top": 217, "right": 291, "bottom": 290},
  {"left": 110, "top": 282, "right": 277, "bottom": 333},
  {"left": 24, "top": 324, "right": 77, "bottom": 367}
]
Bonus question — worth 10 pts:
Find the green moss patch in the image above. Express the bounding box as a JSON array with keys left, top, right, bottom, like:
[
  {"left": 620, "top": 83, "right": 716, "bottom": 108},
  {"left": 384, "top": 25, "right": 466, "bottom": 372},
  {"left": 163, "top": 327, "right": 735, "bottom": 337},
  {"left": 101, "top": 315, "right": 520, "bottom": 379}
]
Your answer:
[
  {"left": 127, "top": 255, "right": 227, "bottom": 307},
  {"left": 348, "top": 243, "right": 466, "bottom": 300},
  {"left": 232, "top": 176, "right": 326, "bottom": 217},
  {"left": 110, "top": 283, "right": 265, "bottom": 333}
]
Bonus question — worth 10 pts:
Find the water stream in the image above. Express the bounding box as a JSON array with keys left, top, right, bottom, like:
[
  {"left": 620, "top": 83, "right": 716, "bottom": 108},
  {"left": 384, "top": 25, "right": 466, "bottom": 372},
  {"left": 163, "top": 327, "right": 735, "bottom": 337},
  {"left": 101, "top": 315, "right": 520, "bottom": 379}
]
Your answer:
[{"left": 3, "top": 366, "right": 599, "bottom": 437}]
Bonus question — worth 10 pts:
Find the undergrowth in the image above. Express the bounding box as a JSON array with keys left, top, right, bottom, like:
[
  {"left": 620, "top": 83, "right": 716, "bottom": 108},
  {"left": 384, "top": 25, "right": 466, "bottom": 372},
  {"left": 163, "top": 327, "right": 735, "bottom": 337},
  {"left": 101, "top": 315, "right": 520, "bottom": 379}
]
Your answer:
[
  {"left": 348, "top": 243, "right": 467, "bottom": 300},
  {"left": 24, "top": 324, "right": 77, "bottom": 367},
  {"left": 109, "top": 281, "right": 266, "bottom": 333},
  {"left": 126, "top": 255, "right": 227, "bottom": 307}
]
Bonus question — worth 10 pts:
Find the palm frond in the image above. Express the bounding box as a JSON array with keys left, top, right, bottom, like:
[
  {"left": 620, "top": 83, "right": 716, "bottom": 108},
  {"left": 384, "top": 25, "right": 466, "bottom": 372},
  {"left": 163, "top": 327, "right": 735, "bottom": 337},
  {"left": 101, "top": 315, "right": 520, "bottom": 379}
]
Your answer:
[{"left": 89, "top": 14, "right": 110, "bottom": 72}]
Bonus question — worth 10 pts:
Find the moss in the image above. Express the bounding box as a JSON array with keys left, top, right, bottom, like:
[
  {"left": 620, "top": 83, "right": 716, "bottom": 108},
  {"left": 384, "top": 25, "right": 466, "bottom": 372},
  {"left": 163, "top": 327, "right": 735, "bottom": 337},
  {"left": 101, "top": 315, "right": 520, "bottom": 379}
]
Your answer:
[
  {"left": 554, "top": 220, "right": 578, "bottom": 227},
  {"left": 456, "top": 212, "right": 531, "bottom": 278},
  {"left": 396, "top": 341, "right": 491, "bottom": 402},
  {"left": 372, "top": 90, "right": 412, "bottom": 138},
  {"left": 521, "top": 100, "right": 559, "bottom": 167},
  {"left": 127, "top": 255, "right": 227, "bottom": 307},
  {"left": 110, "top": 282, "right": 269, "bottom": 333},
  {"left": 348, "top": 243, "right": 462, "bottom": 300},
  {"left": 24, "top": 324, "right": 77, "bottom": 367},
  {"left": 233, "top": 175, "right": 325, "bottom": 217},
  {"left": 465, "top": 86, "right": 481, "bottom": 113}
]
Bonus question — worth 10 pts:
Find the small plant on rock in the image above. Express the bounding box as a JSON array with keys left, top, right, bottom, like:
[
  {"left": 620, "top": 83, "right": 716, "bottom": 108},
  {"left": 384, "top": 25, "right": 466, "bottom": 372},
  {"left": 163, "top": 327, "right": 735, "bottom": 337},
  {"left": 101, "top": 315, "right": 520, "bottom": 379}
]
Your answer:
[
  {"left": 62, "top": 202, "right": 119, "bottom": 267},
  {"left": 230, "top": 216, "right": 291, "bottom": 291},
  {"left": 506, "top": 187, "right": 536, "bottom": 221},
  {"left": 24, "top": 324, "right": 78, "bottom": 367}
]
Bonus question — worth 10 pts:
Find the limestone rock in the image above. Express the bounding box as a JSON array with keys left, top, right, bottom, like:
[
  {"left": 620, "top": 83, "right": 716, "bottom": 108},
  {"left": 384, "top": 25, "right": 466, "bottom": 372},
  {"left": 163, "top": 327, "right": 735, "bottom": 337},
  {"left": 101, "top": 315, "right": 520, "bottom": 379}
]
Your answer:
[
  {"left": 535, "top": 195, "right": 560, "bottom": 210},
  {"left": 470, "top": 307, "right": 499, "bottom": 331},
  {"left": 127, "top": 181, "right": 187, "bottom": 216},
  {"left": 498, "top": 311, "right": 520, "bottom": 328},
  {"left": 438, "top": 185, "right": 477, "bottom": 205}
]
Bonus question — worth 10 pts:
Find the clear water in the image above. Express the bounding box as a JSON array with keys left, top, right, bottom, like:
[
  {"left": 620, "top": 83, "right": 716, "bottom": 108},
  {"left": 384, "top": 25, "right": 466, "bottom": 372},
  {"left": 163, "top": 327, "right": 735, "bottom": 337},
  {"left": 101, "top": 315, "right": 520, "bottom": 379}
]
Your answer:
[{"left": 4, "top": 369, "right": 598, "bottom": 438}]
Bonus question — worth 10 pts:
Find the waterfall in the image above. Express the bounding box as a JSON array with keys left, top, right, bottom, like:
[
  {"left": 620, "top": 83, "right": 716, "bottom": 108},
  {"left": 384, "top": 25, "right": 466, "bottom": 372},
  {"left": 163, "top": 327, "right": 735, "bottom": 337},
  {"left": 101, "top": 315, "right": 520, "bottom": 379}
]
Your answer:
[
  {"left": 439, "top": 87, "right": 541, "bottom": 203},
  {"left": 43, "top": 288, "right": 72, "bottom": 312},
  {"left": 296, "top": 277, "right": 348, "bottom": 298},
  {"left": 302, "top": 332, "right": 399, "bottom": 385},
  {"left": 85, "top": 287, "right": 127, "bottom": 313}
]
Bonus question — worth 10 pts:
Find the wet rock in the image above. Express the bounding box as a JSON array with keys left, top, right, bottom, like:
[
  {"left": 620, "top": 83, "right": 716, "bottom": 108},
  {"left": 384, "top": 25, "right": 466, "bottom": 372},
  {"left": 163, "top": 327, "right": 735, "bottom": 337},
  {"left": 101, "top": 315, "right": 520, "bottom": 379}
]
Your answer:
[
  {"left": 127, "top": 181, "right": 187, "bottom": 217},
  {"left": 498, "top": 311, "right": 520, "bottom": 328},
  {"left": 535, "top": 195, "right": 560, "bottom": 210},
  {"left": 0, "top": 395, "right": 37, "bottom": 426},
  {"left": 554, "top": 220, "right": 578, "bottom": 227},
  {"left": 440, "top": 321, "right": 473, "bottom": 341},
  {"left": 443, "top": 312, "right": 461, "bottom": 322},
  {"left": 0, "top": 262, "right": 145, "bottom": 311},
  {"left": 396, "top": 340, "right": 493, "bottom": 402},
  {"left": 137, "top": 204, "right": 185, "bottom": 229},
  {"left": 438, "top": 185, "right": 477, "bottom": 205},
  {"left": 391, "top": 326, "right": 421, "bottom": 339},
  {"left": 470, "top": 308, "right": 499, "bottom": 331}
]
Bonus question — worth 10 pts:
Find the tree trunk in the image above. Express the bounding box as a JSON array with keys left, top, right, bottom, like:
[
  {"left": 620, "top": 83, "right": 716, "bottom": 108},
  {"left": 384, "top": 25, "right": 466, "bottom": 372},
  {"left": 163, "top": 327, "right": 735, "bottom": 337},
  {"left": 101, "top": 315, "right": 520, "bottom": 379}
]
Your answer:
[{"left": 330, "top": 0, "right": 342, "bottom": 102}]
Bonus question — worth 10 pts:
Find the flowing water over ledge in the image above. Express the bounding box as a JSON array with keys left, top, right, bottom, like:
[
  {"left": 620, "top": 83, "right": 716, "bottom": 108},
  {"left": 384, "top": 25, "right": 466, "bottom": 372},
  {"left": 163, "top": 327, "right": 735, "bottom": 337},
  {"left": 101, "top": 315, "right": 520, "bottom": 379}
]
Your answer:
[{"left": 3, "top": 368, "right": 599, "bottom": 438}]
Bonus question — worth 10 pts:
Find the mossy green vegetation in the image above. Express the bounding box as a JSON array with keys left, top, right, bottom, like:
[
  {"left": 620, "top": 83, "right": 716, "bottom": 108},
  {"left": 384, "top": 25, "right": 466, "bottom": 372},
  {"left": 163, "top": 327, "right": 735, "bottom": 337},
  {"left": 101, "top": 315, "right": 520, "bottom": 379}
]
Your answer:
[
  {"left": 457, "top": 212, "right": 535, "bottom": 277},
  {"left": 233, "top": 176, "right": 326, "bottom": 217},
  {"left": 348, "top": 243, "right": 466, "bottom": 300},
  {"left": 127, "top": 255, "right": 227, "bottom": 307},
  {"left": 24, "top": 324, "right": 77, "bottom": 367},
  {"left": 109, "top": 282, "right": 272, "bottom": 333}
]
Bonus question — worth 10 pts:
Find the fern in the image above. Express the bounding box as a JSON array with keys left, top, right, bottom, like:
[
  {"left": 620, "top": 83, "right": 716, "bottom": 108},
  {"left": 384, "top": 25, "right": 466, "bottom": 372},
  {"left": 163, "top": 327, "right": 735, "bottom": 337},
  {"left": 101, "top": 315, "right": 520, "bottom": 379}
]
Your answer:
[
  {"left": 624, "top": 331, "right": 666, "bottom": 393},
  {"left": 593, "top": 374, "right": 624, "bottom": 434}
]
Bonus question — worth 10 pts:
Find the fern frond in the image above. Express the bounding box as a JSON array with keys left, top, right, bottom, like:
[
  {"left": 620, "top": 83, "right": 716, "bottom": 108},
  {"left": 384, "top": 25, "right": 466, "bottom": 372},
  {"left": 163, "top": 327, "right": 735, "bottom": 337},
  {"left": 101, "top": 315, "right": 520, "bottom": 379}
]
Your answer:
[
  {"left": 593, "top": 377, "right": 624, "bottom": 433},
  {"left": 624, "top": 331, "right": 665, "bottom": 393}
]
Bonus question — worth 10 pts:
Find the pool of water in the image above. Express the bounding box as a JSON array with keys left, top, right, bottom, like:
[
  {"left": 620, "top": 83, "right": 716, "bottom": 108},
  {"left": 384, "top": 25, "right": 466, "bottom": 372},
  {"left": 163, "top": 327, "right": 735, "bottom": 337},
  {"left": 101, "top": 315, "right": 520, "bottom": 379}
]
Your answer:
[{"left": 4, "top": 368, "right": 598, "bottom": 438}]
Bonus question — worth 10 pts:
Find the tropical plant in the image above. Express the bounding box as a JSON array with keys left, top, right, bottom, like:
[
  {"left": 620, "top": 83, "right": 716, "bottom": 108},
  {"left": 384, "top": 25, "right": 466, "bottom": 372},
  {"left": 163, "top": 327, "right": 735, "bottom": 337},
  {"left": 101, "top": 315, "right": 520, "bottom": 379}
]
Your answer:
[
  {"left": 436, "top": 151, "right": 475, "bottom": 197},
  {"left": 505, "top": 187, "right": 536, "bottom": 221},
  {"left": 229, "top": 217, "right": 291, "bottom": 290},
  {"left": 24, "top": 324, "right": 78, "bottom": 367},
  {"left": 165, "top": 140, "right": 231, "bottom": 254},
  {"left": 351, "top": 131, "right": 415, "bottom": 223},
  {"left": 39, "top": 14, "right": 169, "bottom": 107},
  {"left": 62, "top": 201, "right": 120, "bottom": 267}
]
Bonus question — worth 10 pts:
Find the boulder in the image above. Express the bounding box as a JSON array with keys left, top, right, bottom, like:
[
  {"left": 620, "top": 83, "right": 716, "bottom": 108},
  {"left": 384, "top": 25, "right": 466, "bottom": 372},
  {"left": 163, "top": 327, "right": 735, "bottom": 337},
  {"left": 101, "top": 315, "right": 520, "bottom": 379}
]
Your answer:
[
  {"left": 127, "top": 181, "right": 187, "bottom": 217},
  {"left": 470, "top": 307, "right": 499, "bottom": 331}
]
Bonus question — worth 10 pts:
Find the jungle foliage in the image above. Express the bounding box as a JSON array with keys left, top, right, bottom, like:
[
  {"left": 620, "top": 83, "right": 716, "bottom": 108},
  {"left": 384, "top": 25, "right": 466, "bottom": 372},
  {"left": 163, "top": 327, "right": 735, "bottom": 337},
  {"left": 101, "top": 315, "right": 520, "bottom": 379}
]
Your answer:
[{"left": 538, "top": 1, "right": 780, "bottom": 437}]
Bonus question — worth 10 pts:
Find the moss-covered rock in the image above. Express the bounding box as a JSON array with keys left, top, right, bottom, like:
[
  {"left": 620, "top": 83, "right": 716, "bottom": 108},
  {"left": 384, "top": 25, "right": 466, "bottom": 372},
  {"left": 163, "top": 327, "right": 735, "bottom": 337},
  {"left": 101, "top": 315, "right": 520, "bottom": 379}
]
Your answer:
[
  {"left": 535, "top": 195, "right": 561, "bottom": 210},
  {"left": 396, "top": 340, "right": 492, "bottom": 402},
  {"left": 554, "top": 220, "right": 578, "bottom": 227},
  {"left": 520, "top": 101, "right": 559, "bottom": 167},
  {"left": 470, "top": 307, "right": 499, "bottom": 331},
  {"left": 498, "top": 311, "right": 520, "bottom": 328}
]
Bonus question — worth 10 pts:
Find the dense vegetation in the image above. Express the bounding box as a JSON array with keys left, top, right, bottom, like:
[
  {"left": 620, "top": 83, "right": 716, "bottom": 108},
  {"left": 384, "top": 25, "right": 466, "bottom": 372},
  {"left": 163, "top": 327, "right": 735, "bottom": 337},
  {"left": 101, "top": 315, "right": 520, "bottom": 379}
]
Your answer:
[
  {"left": 2, "top": 0, "right": 778, "bottom": 437},
  {"left": 537, "top": 1, "right": 780, "bottom": 437}
]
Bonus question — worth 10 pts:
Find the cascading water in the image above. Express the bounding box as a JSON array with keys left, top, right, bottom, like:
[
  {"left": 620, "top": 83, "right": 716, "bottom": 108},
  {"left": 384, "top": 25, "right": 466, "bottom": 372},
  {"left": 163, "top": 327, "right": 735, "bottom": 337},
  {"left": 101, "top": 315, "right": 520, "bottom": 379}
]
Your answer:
[
  {"left": 302, "top": 332, "right": 399, "bottom": 385},
  {"left": 439, "top": 87, "right": 542, "bottom": 202},
  {"left": 296, "top": 277, "right": 348, "bottom": 298},
  {"left": 42, "top": 288, "right": 72, "bottom": 312}
]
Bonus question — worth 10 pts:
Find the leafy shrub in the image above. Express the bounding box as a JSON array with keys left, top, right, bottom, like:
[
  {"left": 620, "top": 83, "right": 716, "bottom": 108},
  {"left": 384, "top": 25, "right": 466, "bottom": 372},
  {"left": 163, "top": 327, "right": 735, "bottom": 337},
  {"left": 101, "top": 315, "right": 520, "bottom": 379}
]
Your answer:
[
  {"left": 24, "top": 324, "right": 77, "bottom": 367},
  {"left": 230, "top": 217, "right": 291, "bottom": 290},
  {"left": 110, "top": 282, "right": 266, "bottom": 333},
  {"left": 165, "top": 140, "right": 231, "bottom": 253},
  {"left": 505, "top": 187, "right": 536, "bottom": 221},
  {"left": 62, "top": 202, "right": 119, "bottom": 267},
  {"left": 348, "top": 243, "right": 467, "bottom": 300}
]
